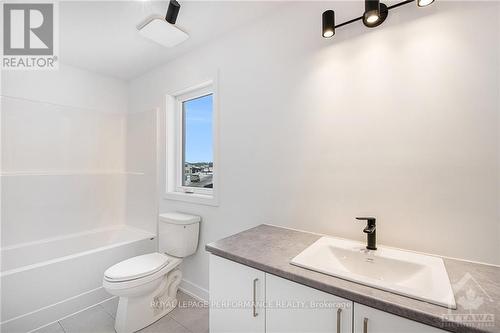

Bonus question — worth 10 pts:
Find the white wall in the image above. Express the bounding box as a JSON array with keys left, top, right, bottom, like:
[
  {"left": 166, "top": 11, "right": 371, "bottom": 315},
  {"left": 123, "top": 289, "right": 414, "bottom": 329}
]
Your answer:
[
  {"left": 1, "top": 64, "right": 129, "bottom": 246},
  {"left": 129, "top": 1, "right": 500, "bottom": 296}
]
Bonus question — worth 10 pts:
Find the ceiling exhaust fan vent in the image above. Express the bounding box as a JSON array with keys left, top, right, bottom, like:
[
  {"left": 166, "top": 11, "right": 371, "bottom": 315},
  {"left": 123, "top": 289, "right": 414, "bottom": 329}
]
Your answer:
[{"left": 137, "top": 0, "right": 188, "bottom": 48}]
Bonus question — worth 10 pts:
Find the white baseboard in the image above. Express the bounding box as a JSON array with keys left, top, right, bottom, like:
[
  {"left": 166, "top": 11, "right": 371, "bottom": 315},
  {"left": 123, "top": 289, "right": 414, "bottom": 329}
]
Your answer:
[
  {"left": 179, "top": 278, "right": 209, "bottom": 301},
  {"left": 1, "top": 287, "right": 110, "bottom": 333}
]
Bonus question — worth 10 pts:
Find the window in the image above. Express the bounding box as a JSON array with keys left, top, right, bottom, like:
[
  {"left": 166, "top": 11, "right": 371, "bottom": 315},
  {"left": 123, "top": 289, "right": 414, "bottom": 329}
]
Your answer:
[
  {"left": 181, "top": 94, "right": 213, "bottom": 190},
  {"left": 165, "top": 80, "right": 218, "bottom": 205}
]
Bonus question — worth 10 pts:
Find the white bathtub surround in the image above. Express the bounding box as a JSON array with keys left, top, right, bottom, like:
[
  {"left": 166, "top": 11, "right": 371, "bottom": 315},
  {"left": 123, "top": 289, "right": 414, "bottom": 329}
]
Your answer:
[
  {"left": 1, "top": 64, "right": 128, "bottom": 114},
  {"left": 1, "top": 65, "right": 129, "bottom": 247},
  {"left": 1, "top": 171, "right": 127, "bottom": 246},
  {"left": 128, "top": 1, "right": 500, "bottom": 298},
  {"left": 1, "top": 64, "right": 159, "bottom": 245},
  {"left": 0, "top": 226, "right": 155, "bottom": 332},
  {"left": 125, "top": 109, "right": 160, "bottom": 234},
  {"left": 102, "top": 213, "right": 200, "bottom": 333},
  {"left": 1, "top": 64, "right": 160, "bottom": 330}
]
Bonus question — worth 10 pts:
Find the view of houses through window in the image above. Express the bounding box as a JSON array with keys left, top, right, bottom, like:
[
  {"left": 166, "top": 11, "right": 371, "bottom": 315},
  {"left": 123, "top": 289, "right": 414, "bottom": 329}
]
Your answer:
[{"left": 182, "top": 93, "right": 214, "bottom": 189}]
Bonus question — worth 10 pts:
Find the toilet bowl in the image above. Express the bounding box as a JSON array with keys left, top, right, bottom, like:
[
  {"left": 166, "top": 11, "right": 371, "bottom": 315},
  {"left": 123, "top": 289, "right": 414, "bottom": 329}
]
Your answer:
[{"left": 103, "top": 213, "right": 200, "bottom": 333}]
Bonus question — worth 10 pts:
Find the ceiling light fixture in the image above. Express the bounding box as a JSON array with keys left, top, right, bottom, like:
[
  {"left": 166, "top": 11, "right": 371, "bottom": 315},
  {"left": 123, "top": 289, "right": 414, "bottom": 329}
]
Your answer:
[
  {"left": 322, "top": 10, "right": 335, "bottom": 38},
  {"left": 363, "top": 0, "right": 388, "bottom": 28},
  {"left": 322, "top": 0, "right": 435, "bottom": 38},
  {"left": 417, "top": 0, "right": 435, "bottom": 7}
]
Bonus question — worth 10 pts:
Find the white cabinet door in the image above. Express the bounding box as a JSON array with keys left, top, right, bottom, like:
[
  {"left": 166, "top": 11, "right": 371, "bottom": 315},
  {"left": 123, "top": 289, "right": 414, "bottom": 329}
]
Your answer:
[
  {"left": 266, "top": 274, "right": 353, "bottom": 333},
  {"left": 209, "top": 255, "right": 266, "bottom": 333},
  {"left": 354, "top": 303, "right": 447, "bottom": 333}
]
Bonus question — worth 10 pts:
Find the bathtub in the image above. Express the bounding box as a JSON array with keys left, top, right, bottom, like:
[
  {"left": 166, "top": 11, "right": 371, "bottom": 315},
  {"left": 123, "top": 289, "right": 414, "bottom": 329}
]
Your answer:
[{"left": 1, "top": 226, "right": 156, "bottom": 332}]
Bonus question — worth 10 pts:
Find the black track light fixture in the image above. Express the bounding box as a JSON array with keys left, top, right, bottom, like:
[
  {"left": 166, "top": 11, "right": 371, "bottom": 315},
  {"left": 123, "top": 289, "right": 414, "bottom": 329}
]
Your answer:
[
  {"left": 165, "top": 0, "right": 181, "bottom": 24},
  {"left": 363, "top": 0, "right": 388, "bottom": 28},
  {"left": 322, "top": 0, "right": 435, "bottom": 38},
  {"left": 322, "top": 10, "right": 335, "bottom": 38}
]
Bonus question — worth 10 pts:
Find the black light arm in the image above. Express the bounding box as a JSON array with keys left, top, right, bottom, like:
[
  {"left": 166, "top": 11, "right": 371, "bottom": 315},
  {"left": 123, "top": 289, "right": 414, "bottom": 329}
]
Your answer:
[{"left": 323, "top": 0, "right": 428, "bottom": 34}]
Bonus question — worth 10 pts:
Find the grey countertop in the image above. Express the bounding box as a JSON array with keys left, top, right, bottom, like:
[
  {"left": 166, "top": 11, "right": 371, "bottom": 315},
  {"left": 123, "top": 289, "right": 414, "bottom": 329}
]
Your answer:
[{"left": 205, "top": 224, "right": 500, "bottom": 333}]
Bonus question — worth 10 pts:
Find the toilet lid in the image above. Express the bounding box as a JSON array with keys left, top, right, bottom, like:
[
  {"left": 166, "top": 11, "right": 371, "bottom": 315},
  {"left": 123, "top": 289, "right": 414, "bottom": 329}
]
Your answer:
[{"left": 104, "top": 253, "right": 170, "bottom": 281}]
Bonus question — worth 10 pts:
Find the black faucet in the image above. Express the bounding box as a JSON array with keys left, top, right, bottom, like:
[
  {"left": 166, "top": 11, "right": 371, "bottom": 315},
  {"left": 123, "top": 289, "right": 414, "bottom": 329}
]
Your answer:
[{"left": 356, "top": 217, "right": 377, "bottom": 250}]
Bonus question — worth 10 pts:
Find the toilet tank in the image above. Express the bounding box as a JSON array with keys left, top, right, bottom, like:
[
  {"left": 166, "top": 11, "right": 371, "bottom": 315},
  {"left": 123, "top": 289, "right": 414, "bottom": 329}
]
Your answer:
[{"left": 158, "top": 212, "right": 201, "bottom": 258}]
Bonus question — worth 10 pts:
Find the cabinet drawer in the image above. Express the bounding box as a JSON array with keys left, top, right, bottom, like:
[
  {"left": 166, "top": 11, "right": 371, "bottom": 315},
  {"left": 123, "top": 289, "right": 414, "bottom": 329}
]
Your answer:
[
  {"left": 266, "top": 274, "right": 353, "bottom": 333},
  {"left": 354, "top": 303, "right": 447, "bottom": 333}
]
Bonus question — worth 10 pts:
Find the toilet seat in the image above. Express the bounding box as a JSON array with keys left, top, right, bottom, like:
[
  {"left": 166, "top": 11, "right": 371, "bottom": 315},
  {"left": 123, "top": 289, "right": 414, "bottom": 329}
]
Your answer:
[
  {"left": 104, "top": 253, "right": 170, "bottom": 282},
  {"left": 103, "top": 253, "right": 182, "bottom": 291}
]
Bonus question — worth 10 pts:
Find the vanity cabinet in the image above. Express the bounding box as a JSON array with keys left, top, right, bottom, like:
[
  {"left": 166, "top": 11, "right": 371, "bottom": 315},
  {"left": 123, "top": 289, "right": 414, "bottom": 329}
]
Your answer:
[
  {"left": 209, "top": 255, "right": 351, "bottom": 333},
  {"left": 266, "top": 274, "right": 352, "bottom": 333},
  {"left": 209, "top": 255, "right": 266, "bottom": 333},
  {"left": 209, "top": 255, "right": 448, "bottom": 333},
  {"left": 353, "top": 303, "right": 447, "bottom": 333}
]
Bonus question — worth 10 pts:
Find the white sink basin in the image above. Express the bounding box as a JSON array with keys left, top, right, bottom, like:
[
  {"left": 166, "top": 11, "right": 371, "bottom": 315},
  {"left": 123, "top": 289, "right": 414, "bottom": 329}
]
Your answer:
[{"left": 291, "top": 237, "right": 456, "bottom": 309}]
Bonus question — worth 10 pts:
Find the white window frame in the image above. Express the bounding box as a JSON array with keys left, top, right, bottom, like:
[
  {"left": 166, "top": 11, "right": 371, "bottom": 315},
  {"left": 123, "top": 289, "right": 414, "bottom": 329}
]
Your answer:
[{"left": 165, "top": 79, "right": 219, "bottom": 206}]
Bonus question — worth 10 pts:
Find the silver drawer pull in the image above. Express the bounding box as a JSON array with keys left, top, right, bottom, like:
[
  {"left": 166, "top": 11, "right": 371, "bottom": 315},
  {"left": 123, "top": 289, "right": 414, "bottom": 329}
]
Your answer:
[
  {"left": 252, "top": 278, "right": 258, "bottom": 317},
  {"left": 336, "top": 308, "right": 342, "bottom": 333},
  {"left": 363, "top": 317, "right": 368, "bottom": 333}
]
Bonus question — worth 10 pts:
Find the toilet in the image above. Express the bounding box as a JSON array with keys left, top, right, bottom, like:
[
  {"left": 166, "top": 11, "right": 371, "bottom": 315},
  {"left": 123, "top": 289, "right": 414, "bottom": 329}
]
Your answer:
[{"left": 103, "top": 212, "right": 200, "bottom": 333}]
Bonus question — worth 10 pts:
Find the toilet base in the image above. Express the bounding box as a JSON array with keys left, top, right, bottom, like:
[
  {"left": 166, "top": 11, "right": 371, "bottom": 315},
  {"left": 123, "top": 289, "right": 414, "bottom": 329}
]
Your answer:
[{"left": 114, "top": 269, "right": 183, "bottom": 333}]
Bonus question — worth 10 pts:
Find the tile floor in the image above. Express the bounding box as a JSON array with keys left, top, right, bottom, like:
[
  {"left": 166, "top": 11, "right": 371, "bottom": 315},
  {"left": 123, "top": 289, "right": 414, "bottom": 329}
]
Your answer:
[{"left": 34, "top": 292, "right": 209, "bottom": 333}]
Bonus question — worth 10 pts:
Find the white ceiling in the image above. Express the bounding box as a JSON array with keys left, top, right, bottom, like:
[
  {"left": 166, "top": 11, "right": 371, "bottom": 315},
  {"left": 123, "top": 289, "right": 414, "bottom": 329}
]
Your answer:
[{"left": 59, "top": 1, "right": 284, "bottom": 80}]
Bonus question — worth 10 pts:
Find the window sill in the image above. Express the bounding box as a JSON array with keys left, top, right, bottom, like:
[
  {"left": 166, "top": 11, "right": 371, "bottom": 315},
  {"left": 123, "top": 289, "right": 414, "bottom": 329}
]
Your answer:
[{"left": 163, "top": 191, "right": 219, "bottom": 207}]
